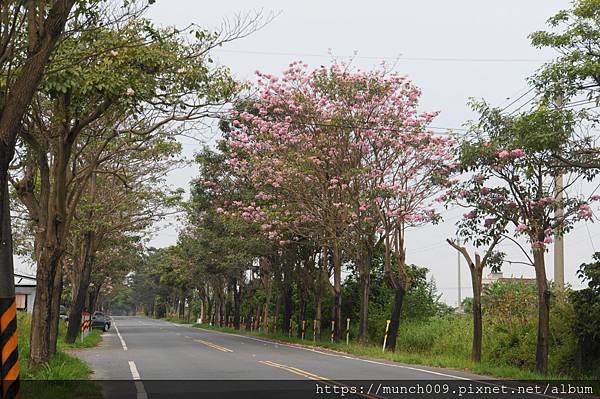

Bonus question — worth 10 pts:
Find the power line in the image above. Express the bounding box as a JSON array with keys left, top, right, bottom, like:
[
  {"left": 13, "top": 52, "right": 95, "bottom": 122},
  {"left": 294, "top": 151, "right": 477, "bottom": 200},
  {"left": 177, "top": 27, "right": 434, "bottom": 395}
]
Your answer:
[
  {"left": 214, "top": 49, "right": 550, "bottom": 63},
  {"left": 500, "top": 87, "right": 535, "bottom": 113},
  {"left": 584, "top": 222, "right": 597, "bottom": 252}
]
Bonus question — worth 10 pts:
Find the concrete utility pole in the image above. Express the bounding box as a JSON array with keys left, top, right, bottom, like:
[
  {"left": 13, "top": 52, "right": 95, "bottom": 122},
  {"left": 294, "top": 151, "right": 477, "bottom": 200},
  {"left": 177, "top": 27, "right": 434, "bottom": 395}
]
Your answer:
[
  {"left": 554, "top": 174, "right": 565, "bottom": 289},
  {"left": 457, "top": 236, "right": 462, "bottom": 308},
  {"left": 554, "top": 94, "right": 565, "bottom": 289}
]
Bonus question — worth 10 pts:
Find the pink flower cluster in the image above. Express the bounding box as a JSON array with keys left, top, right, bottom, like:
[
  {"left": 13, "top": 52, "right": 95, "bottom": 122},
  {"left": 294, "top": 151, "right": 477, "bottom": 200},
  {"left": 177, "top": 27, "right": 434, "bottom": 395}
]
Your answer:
[
  {"left": 497, "top": 148, "right": 525, "bottom": 160},
  {"left": 223, "top": 61, "right": 456, "bottom": 243},
  {"left": 578, "top": 203, "right": 593, "bottom": 219}
]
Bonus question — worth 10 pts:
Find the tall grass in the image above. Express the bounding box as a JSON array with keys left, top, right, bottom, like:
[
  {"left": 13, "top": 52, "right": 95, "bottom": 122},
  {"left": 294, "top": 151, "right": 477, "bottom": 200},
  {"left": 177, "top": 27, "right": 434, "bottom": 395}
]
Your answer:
[
  {"left": 17, "top": 312, "right": 101, "bottom": 380},
  {"left": 192, "top": 315, "right": 598, "bottom": 381}
]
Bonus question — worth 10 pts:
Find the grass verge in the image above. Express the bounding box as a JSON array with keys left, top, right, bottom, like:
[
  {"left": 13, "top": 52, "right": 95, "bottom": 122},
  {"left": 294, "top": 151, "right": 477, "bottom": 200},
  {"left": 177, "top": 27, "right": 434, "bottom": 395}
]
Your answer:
[
  {"left": 189, "top": 322, "right": 595, "bottom": 381},
  {"left": 17, "top": 312, "right": 103, "bottom": 399}
]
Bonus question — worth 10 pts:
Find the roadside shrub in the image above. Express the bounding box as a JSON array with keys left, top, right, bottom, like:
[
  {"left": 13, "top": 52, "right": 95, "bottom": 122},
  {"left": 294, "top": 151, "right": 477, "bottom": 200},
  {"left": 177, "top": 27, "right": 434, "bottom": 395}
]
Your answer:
[
  {"left": 481, "top": 280, "right": 579, "bottom": 375},
  {"left": 570, "top": 253, "right": 600, "bottom": 373},
  {"left": 396, "top": 316, "right": 471, "bottom": 359},
  {"left": 482, "top": 281, "right": 538, "bottom": 369}
]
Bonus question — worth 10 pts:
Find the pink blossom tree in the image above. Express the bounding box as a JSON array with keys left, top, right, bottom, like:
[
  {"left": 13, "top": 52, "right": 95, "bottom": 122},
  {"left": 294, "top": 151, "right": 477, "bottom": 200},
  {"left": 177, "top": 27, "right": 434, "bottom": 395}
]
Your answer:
[
  {"left": 451, "top": 101, "right": 599, "bottom": 373},
  {"left": 226, "top": 61, "right": 456, "bottom": 342},
  {"left": 374, "top": 133, "right": 456, "bottom": 351}
]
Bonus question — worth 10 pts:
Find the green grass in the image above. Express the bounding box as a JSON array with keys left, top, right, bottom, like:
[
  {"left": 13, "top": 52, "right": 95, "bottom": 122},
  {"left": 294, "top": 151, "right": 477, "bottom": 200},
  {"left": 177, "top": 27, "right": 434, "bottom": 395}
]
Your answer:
[
  {"left": 16, "top": 312, "right": 103, "bottom": 398},
  {"left": 190, "top": 321, "right": 596, "bottom": 381},
  {"left": 59, "top": 329, "right": 103, "bottom": 350}
]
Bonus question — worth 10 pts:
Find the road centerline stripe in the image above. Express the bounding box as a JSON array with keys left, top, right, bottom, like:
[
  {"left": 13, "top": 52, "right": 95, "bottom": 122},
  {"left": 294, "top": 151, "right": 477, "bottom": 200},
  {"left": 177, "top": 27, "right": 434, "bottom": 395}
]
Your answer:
[
  {"left": 193, "top": 338, "right": 233, "bottom": 353},
  {"left": 258, "top": 360, "right": 381, "bottom": 399}
]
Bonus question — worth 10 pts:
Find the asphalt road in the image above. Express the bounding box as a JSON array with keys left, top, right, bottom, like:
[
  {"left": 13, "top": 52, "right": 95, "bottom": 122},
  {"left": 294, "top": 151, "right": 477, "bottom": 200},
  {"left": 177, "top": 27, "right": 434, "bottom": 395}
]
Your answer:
[{"left": 72, "top": 316, "right": 588, "bottom": 399}]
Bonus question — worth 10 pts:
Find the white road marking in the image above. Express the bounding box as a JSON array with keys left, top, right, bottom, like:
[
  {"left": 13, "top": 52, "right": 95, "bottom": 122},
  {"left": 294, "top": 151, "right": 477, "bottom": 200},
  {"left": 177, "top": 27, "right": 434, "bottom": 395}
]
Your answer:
[
  {"left": 128, "top": 360, "right": 141, "bottom": 379},
  {"left": 128, "top": 361, "right": 148, "bottom": 399},
  {"left": 189, "top": 326, "right": 565, "bottom": 399},
  {"left": 113, "top": 321, "right": 128, "bottom": 351}
]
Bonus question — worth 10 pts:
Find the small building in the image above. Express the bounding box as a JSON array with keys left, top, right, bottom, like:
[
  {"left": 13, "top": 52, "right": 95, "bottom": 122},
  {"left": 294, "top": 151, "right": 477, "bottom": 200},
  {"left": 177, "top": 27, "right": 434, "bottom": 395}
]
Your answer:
[
  {"left": 482, "top": 272, "right": 536, "bottom": 286},
  {"left": 14, "top": 273, "right": 36, "bottom": 313}
]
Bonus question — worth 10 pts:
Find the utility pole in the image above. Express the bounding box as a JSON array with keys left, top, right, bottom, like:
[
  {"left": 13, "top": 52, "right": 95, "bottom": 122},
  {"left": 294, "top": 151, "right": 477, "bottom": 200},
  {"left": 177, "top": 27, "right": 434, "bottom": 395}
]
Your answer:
[
  {"left": 0, "top": 178, "right": 19, "bottom": 399},
  {"left": 554, "top": 174, "right": 565, "bottom": 289},
  {"left": 554, "top": 94, "right": 565, "bottom": 289},
  {"left": 457, "top": 236, "right": 462, "bottom": 309}
]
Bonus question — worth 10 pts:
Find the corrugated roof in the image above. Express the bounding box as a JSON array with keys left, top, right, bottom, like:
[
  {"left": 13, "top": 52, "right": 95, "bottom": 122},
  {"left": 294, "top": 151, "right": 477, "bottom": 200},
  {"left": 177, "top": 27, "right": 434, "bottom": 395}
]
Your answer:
[{"left": 14, "top": 273, "right": 36, "bottom": 286}]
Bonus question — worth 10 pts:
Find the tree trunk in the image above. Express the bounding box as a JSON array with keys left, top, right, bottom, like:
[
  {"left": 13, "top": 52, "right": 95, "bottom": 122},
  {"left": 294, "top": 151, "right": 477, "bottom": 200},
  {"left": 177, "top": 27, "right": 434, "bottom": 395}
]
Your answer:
[
  {"left": 282, "top": 275, "right": 293, "bottom": 334},
  {"left": 178, "top": 295, "right": 185, "bottom": 319},
  {"left": 385, "top": 285, "right": 406, "bottom": 351},
  {"left": 219, "top": 297, "right": 225, "bottom": 327},
  {"left": 48, "top": 263, "right": 63, "bottom": 356},
  {"left": 274, "top": 291, "right": 281, "bottom": 332},
  {"left": 297, "top": 291, "right": 306, "bottom": 338},
  {"left": 29, "top": 249, "right": 62, "bottom": 368},
  {"left": 533, "top": 249, "right": 550, "bottom": 374},
  {"left": 206, "top": 294, "right": 213, "bottom": 324},
  {"left": 65, "top": 232, "right": 96, "bottom": 343},
  {"left": 199, "top": 297, "right": 205, "bottom": 323},
  {"left": 470, "top": 259, "right": 483, "bottom": 362},
  {"left": 233, "top": 282, "right": 241, "bottom": 329},
  {"left": 89, "top": 284, "right": 101, "bottom": 313},
  {"left": 331, "top": 241, "right": 342, "bottom": 341},
  {"left": 384, "top": 229, "right": 408, "bottom": 352},
  {"left": 357, "top": 237, "right": 373, "bottom": 343},
  {"left": 314, "top": 295, "right": 322, "bottom": 341}
]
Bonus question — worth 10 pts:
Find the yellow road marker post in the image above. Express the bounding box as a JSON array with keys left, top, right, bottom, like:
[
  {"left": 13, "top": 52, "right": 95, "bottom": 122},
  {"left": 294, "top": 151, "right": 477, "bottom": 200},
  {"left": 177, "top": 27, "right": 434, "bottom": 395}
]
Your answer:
[
  {"left": 382, "top": 319, "right": 391, "bottom": 352},
  {"left": 346, "top": 318, "right": 350, "bottom": 346},
  {"left": 330, "top": 320, "right": 335, "bottom": 343}
]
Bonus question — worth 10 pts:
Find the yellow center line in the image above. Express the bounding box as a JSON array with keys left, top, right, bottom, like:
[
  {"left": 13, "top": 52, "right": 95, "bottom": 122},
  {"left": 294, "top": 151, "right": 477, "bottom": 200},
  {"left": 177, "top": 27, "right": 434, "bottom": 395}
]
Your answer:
[
  {"left": 258, "top": 360, "right": 318, "bottom": 379},
  {"left": 193, "top": 338, "right": 233, "bottom": 353},
  {"left": 258, "top": 360, "right": 382, "bottom": 399}
]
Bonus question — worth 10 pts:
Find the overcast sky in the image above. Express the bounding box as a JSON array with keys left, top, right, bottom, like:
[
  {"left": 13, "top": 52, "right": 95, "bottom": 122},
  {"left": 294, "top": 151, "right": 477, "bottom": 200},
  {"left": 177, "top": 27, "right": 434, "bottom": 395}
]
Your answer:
[
  {"left": 17, "top": 0, "right": 599, "bottom": 305},
  {"left": 146, "top": 0, "right": 600, "bottom": 305}
]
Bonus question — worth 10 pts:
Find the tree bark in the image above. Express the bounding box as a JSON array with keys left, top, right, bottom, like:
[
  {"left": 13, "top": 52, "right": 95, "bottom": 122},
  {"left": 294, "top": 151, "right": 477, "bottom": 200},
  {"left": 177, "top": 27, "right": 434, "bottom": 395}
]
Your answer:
[
  {"left": 314, "top": 295, "right": 322, "bottom": 341},
  {"left": 89, "top": 284, "right": 101, "bottom": 313},
  {"left": 385, "top": 285, "right": 406, "bottom": 351},
  {"left": 384, "top": 229, "right": 409, "bottom": 352},
  {"left": 533, "top": 249, "right": 550, "bottom": 374},
  {"left": 261, "top": 271, "right": 272, "bottom": 331},
  {"left": 232, "top": 280, "right": 241, "bottom": 329},
  {"left": 282, "top": 281, "right": 293, "bottom": 334},
  {"left": 357, "top": 237, "right": 374, "bottom": 343},
  {"left": 29, "top": 249, "right": 62, "bottom": 368},
  {"left": 48, "top": 263, "right": 63, "bottom": 356},
  {"left": 297, "top": 290, "right": 306, "bottom": 338},
  {"left": 65, "top": 231, "right": 96, "bottom": 344},
  {"left": 471, "top": 256, "right": 483, "bottom": 362},
  {"left": 331, "top": 241, "right": 342, "bottom": 341}
]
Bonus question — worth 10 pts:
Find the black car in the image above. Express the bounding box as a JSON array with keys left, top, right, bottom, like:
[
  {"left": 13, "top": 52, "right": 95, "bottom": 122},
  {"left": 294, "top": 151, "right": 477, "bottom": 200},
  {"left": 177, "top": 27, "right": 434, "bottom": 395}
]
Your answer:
[{"left": 91, "top": 311, "right": 111, "bottom": 332}]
